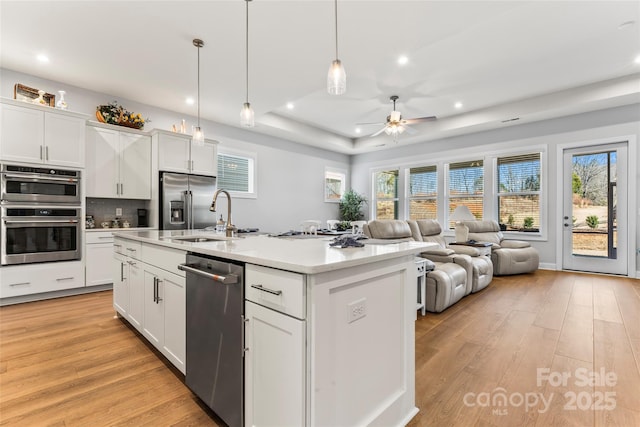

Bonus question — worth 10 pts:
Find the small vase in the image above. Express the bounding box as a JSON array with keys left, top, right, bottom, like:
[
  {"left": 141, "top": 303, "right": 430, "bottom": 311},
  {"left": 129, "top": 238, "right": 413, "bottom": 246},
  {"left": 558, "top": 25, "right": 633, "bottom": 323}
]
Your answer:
[{"left": 56, "top": 90, "right": 68, "bottom": 110}]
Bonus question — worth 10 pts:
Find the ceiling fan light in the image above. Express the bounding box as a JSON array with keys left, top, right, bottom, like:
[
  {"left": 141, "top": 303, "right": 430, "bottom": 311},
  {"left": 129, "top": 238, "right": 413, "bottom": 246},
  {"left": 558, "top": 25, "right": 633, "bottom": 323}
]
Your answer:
[
  {"left": 327, "top": 59, "right": 346, "bottom": 95},
  {"left": 384, "top": 127, "right": 392, "bottom": 135},
  {"left": 398, "top": 126, "right": 405, "bottom": 134},
  {"left": 240, "top": 102, "right": 255, "bottom": 127},
  {"left": 389, "top": 110, "right": 401, "bottom": 122}
]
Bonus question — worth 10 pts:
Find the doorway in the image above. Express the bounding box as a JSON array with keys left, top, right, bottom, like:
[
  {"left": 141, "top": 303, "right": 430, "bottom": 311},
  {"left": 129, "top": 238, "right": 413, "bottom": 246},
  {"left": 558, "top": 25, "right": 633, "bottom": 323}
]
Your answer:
[{"left": 562, "top": 143, "right": 628, "bottom": 275}]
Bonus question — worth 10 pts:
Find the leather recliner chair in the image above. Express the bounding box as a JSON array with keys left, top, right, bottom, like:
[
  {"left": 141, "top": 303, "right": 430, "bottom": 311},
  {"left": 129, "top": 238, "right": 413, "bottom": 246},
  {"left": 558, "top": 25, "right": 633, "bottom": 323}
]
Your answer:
[
  {"left": 363, "top": 220, "right": 468, "bottom": 313},
  {"left": 462, "top": 220, "right": 539, "bottom": 276},
  {"left": 407, "top": 219, "right": 493, "bottom": 293}
]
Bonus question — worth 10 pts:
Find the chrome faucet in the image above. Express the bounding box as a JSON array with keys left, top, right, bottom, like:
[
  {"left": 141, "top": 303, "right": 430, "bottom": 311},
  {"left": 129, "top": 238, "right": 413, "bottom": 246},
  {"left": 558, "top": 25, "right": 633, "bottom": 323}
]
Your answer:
[{"left": 210, "top": 189, "right": 235, "bottom": 237}]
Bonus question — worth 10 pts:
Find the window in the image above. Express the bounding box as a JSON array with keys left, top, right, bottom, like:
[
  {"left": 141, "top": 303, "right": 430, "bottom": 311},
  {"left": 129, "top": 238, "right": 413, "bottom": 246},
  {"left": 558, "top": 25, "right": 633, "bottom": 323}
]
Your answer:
[
  {"left": 217, "top": 151, "right": 257, "bottom": 198},
  {"left": 448, "top": 160, "right": 483, "bottom": 228},
  {"left": 325, "top": 169, "right": 346, "bottom": 202},
  {"left": 374, "top": 169, "right": 399, "bottom": 219},
  {"left": 408, "top": 165, "right": 437, "bottom": 219},
  {"left": 497, "top": 153, "right": 541, "bottom": 231}
]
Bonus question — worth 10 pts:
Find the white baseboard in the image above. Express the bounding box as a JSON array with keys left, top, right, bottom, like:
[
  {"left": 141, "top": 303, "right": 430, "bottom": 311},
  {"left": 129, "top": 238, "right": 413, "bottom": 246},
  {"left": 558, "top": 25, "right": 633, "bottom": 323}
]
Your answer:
[{"left": 539, "top": 263, "right": 556, "bottom": 271}]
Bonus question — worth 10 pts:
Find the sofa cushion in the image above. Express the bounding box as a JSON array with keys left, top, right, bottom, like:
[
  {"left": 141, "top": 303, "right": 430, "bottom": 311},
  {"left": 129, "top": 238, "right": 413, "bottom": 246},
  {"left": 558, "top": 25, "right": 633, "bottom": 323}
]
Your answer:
[
  {"left": 365, "top": 220, "right": 413, "bottom": 239},
  {"left": 500, "top": 240, "right": 531, "bottom": 249}
]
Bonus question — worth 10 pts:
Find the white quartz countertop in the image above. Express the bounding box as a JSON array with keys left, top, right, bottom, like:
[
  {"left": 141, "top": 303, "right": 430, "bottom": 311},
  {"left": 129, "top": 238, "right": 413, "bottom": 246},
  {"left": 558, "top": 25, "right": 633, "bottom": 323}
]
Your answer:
[{"left": 112, "top": 229, "right": 436, "bottom": 274}]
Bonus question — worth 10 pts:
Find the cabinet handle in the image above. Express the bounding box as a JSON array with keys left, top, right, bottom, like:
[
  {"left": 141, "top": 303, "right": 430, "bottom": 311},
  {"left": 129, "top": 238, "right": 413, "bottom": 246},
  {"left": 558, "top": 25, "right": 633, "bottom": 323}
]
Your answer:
[
  {"left": 9, "top": 282, "right": 31, "bottom": 287},
  {"left": 120, "top": 183, "right": 124, "bottom": 194},
  {"left": 40, "top": 146, "right": 43, "bottom": 160},
  {"left": 45, "top": 146, "right": 49, "bottom": 161},
  {"left": 127, "top": 260, "right": 136, "bottom": 266},
  {"left": 114, "top": 244, "right": 122, "bottom": 248},
  {"left": 156, "top": 279, "right": 163, "bottom": 303},
  {"left": 153, "top": 277, "right": 157, "bottom": 303},
  {"left": 56, "top": 277, "right": 74, "bottom": 281},
  {"left": 120, "top": 262, "right": 125, "bottom": 281},
  {"left": 250, "top": 284, "right": 282, "bottom": 296}
]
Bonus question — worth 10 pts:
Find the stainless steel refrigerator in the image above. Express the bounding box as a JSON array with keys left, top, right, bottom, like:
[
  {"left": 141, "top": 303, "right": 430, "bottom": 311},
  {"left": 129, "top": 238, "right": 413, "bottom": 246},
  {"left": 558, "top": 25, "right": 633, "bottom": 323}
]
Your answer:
[{"left": 159, "top": 172, "right": 217, "bottom": 230}]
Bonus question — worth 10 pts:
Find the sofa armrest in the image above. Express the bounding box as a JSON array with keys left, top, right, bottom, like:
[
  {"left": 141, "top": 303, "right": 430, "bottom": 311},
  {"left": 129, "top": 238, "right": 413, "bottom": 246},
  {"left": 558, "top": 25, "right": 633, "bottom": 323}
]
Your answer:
[
  {"left": 448, "top": 245, "right": 481, "bottom": 257},
  {"left": 422, "top": 248, "right": 455, "bottom": 256},
  {"left": 500, "top": 240, "right": 530, "bottom": 249}
]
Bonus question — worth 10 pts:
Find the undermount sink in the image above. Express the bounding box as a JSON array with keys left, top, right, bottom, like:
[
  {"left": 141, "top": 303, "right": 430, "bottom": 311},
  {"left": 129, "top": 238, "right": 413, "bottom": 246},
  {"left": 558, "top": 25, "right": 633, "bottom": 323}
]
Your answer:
[{"left": 163, "top": 235, "right": 234, "bottom": 243}]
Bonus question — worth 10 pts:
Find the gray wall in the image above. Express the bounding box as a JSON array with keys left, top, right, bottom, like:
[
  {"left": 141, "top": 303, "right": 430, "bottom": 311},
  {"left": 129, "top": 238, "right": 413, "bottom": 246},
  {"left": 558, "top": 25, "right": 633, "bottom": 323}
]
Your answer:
[
  {"left": 1, "top": 68, "right": 350, "bottom": 233},
  {"left": 351, "top": 104, "right": 640, "bottom": 274}
]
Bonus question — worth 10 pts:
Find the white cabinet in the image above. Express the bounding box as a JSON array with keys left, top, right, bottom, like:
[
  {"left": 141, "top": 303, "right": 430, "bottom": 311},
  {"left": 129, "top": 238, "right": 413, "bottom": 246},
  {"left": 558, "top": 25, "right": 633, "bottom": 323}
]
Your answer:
[
  {"left": 0, "top": 100, "right": 86, "bottom": 168},
  {"left": 85, "top": 231, "right": 115, "bottom": 287},
  {"left": 153, "top": 130, "right": 218, "bottom": 176},
  {"left": 244, "top": 301, "right": 306, "bottom": 427},
  {"left": 86, "top": 125, "right": 151, "bottom": 199},
  {"left": 245, "top": 264, "right": 306, "bottom": 427},
  {"left": 112, "top": 237, "right": 143, "bottom": 331},
  {"left": 142, "top": 263, "right": 186, "bottom": 373},
  {"left": 112, "top": 252, "right": 129, "bottom": 315},
  {"left": 0, "top": 261, "right": 84, "bottom": 299}
]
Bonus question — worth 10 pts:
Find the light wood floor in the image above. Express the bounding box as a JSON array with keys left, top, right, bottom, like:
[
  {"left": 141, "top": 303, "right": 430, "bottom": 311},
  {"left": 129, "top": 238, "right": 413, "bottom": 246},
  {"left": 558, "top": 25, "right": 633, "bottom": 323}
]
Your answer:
[{"left": 1, "top": 270, "right": 639, "bottom": 426}]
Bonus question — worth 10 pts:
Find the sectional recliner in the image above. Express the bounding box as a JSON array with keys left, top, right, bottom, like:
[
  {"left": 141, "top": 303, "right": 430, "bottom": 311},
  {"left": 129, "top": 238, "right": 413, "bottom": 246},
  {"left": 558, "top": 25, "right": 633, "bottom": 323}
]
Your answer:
[{"left": 462, "top": 220, "right": 539, "bottom": 276}]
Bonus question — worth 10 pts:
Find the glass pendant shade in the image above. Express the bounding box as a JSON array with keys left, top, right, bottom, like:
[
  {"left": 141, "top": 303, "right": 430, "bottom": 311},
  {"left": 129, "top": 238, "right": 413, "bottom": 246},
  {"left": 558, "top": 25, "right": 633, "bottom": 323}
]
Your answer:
[
  {"left": 192, "top": 126, "right": 205, "bottom": 145},
  {"left": 327, "top": 59, "right": 346, "bottom": 95},
  {"left": 240, "top": 102, "right": 255, "bottom": 127}
]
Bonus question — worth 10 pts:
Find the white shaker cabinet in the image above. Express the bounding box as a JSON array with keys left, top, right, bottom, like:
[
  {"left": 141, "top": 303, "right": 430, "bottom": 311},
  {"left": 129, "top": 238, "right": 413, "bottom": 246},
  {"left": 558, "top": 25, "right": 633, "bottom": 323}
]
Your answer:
[
  {"left": 153, "top": 130, "right": 218, "bottom": 176},
  {"left": 113, "top": 238, "right": 144, "bottom": 331},
  {"left": 244, "top": 301, "right": 306, "bottom": 427},
  {"left": 86, "top": 125, "right": 151, "bottom": 199},
  {"left": 0, "top": 100, "right": 86, "bottom": 168},
  {"left": 85, "top": 231, "right": 114, "bottom": 287}
]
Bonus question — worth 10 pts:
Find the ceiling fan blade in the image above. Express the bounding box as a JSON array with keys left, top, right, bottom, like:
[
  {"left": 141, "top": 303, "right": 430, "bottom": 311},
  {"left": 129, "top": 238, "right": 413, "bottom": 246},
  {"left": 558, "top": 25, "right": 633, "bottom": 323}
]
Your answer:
[
  {"left": 356, "top": 121, "right": 386, "bottom": 126},
  {"left": 402, "top": 115, "right": 437, "bottom": 125},
  {"left": 370, "top": 127, "right": 388, "bottom": 137},
  {"left": 402, "top": 124, "right": 418, "bottom": 135}
]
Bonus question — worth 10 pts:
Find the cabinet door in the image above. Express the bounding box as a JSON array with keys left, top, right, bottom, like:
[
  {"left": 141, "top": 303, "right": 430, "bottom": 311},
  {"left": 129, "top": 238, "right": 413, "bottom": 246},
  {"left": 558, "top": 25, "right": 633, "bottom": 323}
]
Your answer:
[
  {"left": 0, "top": 103, "right": 44, "bottom": 164},
  {"left": 44, "top": 112, "right": 85, "bottom": 167},
  {"left": 191, "top": 140, "right": 218, "bottom": 176},
  {"left": 158, "top": 133, "right": 191, "bottom": 173},
  {"left": 127, "top": 259, "right": 144, "bottom": 332},
  {"left": 112, "top": 253, "right": 129, "bottom": 315},
  {"left": 86, "top": 127, "right": 119, "bottom": 197},
  {"left": 120, "top": 133, "right": 151, "bottom": 199},
  {"left": 142, "top": 268, "right": 163, "bottom": 347},
  {"left": 245, "top": 301, "right": 306, "bottom": 427},
  {"left": 86, "top": 242, "right": 114, "bottom": 286},
  {"left": 162, "top": 272, "right": 186, "bottom": 373}
]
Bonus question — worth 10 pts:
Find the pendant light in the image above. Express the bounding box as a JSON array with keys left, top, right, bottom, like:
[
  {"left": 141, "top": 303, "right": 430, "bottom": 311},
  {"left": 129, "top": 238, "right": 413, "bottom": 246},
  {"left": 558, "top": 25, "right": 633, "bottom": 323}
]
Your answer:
[
  {"left": 327, "top": 0, "right": 346, "bottom": 95},
  {"left": 240, "top": 0, "right": 255, "bottom": 127},
  {"left": 192, "top": 38, "right": 205, "bottom": 145}
]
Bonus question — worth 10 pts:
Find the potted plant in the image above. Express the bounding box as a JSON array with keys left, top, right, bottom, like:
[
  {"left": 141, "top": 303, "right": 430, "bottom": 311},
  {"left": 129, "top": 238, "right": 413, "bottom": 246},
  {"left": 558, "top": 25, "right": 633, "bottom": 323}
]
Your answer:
[{"left": 337, "top": 189, "right": 367, "bottom": 230}]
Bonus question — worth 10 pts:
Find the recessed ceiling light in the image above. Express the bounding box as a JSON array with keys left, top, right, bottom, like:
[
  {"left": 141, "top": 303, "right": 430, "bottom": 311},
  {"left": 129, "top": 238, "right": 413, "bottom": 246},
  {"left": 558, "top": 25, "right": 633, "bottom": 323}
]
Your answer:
[
  {"left": 454, "top": 102, "right": 463, "bottom": 109},
  {"left": 185, "top": 97, "right": 194, "bottom": 105},
  {"left": 634, "top": 54, "right": 640, "bottom": 65},
  {"left": 286, "top": 102, "right": 294, "bottom": 110},
  {"left": 397, "top": 56, "right": 409, "bottom": 66},
  {"left": 355, "top": 127, "right": 361, "bottom": 134},
  {"left": 36, "top": 54, "right": 49, "bottom": 63}
]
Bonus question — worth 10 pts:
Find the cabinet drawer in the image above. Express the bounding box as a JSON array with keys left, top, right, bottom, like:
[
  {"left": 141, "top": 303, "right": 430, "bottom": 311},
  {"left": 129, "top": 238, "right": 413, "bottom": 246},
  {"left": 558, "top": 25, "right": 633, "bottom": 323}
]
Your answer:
[
  {"left": 1, "top": 261, "right": 84, "bottom": 298},
  {"left": 113, "top": 238, "right": 141, "bottom": 259},
  {"left": 141, "top": 244, "right": 186, "bottom": 277},
  {"left": 86, "top": 231, "right": 114, "bottom": 244},
  {"left": 245, "top": 264, "right": 305, "bottom": 319}
]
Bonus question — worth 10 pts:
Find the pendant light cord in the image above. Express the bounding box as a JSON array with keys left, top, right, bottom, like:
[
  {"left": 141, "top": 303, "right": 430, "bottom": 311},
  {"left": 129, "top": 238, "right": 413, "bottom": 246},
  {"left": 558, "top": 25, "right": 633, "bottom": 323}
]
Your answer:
[
  {"left": 334, "top": 0, "right": 339, "bottom": 59},
  {"left": 197, "top": 42, "right": 201, "bottom": 127},
  {"left": 246, "top": 0, "right": 250, "bottom": 103}
]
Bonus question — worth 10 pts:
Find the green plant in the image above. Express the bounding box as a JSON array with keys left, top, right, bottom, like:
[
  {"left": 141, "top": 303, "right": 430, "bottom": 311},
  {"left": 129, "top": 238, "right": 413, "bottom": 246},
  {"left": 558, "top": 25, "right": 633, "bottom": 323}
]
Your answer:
[
  {"left": 507, "top": 214, "right": 515, "bottom": 226},
  {"left": 339, "top": 189, "right": 367, "bottom": 222},
  {"left": 586, "top": 215, "right": 599, "bottom": 229},
  {"left": 336, "top": 221, "right": 352, "bottom": 231},
  {"left": 523, "top": 217, "right": 534, "bottom": 229}
]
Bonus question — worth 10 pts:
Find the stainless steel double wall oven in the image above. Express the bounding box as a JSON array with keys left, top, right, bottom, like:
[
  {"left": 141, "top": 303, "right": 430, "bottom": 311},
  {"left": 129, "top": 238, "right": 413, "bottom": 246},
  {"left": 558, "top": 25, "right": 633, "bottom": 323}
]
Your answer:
[{"left": 1, "top": 164, "right": 82, "bottom": 265}]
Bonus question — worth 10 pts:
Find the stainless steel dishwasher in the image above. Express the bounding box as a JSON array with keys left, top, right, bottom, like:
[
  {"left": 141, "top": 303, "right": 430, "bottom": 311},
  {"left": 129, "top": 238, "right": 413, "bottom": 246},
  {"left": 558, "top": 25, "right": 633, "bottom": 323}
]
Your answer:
[{"left": 178, "top": 253, "right": 244, "bottom": 427}]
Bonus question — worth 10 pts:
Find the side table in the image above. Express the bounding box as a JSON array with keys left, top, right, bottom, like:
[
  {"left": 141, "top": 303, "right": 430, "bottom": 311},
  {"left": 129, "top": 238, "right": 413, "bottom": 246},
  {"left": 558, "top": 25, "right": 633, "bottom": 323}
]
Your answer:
[
  {"left": 415, "top": 258, "right": 428, "bottom": 316},
  {"left": 449, "top": 242, "right": 492, "bottom": 257}
]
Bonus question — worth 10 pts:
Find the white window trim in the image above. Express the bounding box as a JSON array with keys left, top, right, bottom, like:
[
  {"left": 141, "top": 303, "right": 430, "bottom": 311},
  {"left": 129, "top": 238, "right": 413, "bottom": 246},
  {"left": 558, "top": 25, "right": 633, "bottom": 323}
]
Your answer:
[
  {"left": 371, "top": 166, "right": 402, "bottom": 219},
  {"left": 217, "top": 148, "right": 258, "bottom": 199}
]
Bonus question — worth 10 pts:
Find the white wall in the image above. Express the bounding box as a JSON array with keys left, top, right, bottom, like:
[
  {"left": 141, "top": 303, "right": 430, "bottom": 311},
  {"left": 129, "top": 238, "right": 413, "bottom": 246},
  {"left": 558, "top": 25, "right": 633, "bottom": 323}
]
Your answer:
[
  {"left": 0, "top": 68, "right": 350, "bottom": 233},
  {"left": 351, "top": 104, "right": 640, "bottom": 275}
]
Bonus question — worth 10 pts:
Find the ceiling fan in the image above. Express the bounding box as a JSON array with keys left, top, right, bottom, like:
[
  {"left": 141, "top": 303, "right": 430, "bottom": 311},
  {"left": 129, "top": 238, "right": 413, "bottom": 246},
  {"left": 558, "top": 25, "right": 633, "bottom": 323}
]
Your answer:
[{"left": 357, "top": 95, "right": 436, "bottom": 140}]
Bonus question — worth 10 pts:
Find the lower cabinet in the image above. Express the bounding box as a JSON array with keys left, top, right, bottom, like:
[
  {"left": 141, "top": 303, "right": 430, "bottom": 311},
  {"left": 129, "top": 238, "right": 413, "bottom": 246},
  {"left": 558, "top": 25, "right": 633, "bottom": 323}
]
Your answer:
[
  {"left": 244, "top": 301, "right": 306, "bottom": 427},
  {"left": 0, "top": 261, "right": 84, "bottom": 299},
  {"left": 112, "top": 252, "right": 129, "bottom": 315},
  {"left": 86, "top": 231, "right": 115, "bottom": 287}
]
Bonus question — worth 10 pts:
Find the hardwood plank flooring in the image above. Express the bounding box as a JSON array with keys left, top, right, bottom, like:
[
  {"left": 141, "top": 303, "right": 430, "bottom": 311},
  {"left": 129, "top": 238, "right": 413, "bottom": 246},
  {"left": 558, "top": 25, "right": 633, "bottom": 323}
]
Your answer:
[{"left": 1, "top": 270, "right": 639, "bottom": 426}]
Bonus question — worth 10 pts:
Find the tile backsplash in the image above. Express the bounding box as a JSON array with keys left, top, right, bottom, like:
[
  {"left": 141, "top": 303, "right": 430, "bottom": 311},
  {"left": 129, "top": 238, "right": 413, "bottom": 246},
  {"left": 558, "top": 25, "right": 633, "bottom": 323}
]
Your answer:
[{"left": 86, "top": 198, "right": 149, "bottom": 228}]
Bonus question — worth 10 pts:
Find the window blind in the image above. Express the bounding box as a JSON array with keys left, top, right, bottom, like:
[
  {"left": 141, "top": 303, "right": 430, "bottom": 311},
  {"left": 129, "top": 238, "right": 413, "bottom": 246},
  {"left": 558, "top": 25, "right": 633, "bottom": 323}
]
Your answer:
[
  {"left": 217, "top": 154, "right": 249, "bottom": 192},
  {"left": 449, "top": 160, "right": 483, "bottom": 196},
  {"left": 498, "top": 153, "right": 540, "bottom": 192},
  {"left": 409, "top": 165, "right": 437, "bottom": 197}
]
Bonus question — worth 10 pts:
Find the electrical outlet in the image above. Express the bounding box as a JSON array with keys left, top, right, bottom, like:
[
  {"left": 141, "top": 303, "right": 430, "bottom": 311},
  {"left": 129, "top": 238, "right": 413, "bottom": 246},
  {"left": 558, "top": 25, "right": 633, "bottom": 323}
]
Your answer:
[
  {"left": 116, "top": 208, "right": 122, "bottom": 216},
  {"left": 347, "top": 298, "right": 367, "bottom": 323}
]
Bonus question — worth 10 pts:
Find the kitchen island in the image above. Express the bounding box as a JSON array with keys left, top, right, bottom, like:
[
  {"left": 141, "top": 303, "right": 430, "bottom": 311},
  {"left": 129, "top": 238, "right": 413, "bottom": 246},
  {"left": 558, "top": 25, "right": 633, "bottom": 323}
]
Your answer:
[{"left": 112, "top": 229, "right": 435, "bottom": 427}]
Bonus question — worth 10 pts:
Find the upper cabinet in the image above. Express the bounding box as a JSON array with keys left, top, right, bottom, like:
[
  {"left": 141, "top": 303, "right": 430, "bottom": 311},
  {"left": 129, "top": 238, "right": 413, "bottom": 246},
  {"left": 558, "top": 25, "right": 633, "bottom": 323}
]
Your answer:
[
  {"left": 153, "top": 130, "right": 218, "bottom": 176},
  {"left": 0, "top": 99, "right": 87, "bottom": 168},
  {"left": 85, "top": 124, "right": 152, "bottom": 199}
]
